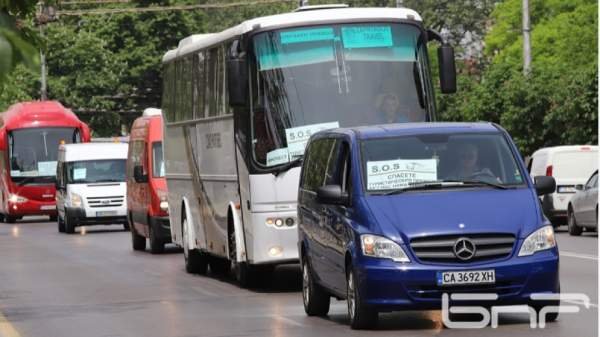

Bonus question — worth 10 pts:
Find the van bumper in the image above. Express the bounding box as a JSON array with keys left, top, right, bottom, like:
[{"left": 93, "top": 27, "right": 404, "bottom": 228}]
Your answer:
[
  {"left": 354, "top": 247, "right": 559, "bottom": 312},
  {"left": 66, "top": 207, "right": 127, "bottom": 226}
]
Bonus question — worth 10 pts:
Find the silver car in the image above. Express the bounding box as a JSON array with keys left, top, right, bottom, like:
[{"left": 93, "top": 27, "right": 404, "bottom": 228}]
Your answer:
[{"left": 567, "top": 170, "right": 598, "bottom": 235}]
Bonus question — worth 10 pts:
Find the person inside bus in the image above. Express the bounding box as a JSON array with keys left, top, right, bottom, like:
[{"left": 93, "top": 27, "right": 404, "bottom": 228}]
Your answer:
[
  {"left": 375, "top": 93, "right": 410, "bottom": 124},
  {"left": 445, "top": 143, "right": 500, "bottom": 183}
]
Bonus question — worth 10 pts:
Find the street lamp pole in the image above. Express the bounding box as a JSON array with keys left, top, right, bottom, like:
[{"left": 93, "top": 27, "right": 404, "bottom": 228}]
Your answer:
[{"left": 522, "top": 0, "right": 532, "bottom": 75}]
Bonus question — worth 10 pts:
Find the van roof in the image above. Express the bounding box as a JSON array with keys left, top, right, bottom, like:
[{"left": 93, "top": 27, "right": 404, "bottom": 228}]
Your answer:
[
  {"left": 60, "top": 143, "right": 128, "bottom": 162},
  {"left": 532, "top": 145, "right": 598, "bottom": 156},
  {"left": 322, "top": 122, "right": 500, "bottom": 140}
]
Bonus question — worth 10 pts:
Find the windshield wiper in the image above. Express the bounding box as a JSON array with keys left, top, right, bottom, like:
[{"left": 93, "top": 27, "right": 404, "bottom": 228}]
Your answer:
[
  {"left": 382, "top": 181, "right": 464, "bottom": 195},
  {"left": 17, "top": 176, "right": 53, "bottom": 186},
  {"left": 443, "top": 179, "right": 509, "bottom": 190},
  {"left": 272, "top": 157, "right": 303, "bottom": 177},
  {"left": 89, "top": 179, "right": 123, "bottom": 183}
]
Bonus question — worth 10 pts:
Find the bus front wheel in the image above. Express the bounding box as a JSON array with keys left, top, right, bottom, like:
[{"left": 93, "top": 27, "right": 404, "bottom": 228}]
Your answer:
[{"left": 182, "top": 217, "right": 208, "bottom": 274}]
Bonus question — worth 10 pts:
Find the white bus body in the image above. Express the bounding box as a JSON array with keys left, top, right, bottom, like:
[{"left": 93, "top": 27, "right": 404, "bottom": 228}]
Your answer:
[{"left": 161, "top": 6, "right": 452, "bottom": 284}]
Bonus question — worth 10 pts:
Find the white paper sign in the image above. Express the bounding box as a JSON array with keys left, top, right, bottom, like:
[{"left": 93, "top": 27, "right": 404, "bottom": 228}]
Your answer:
[
  {"left": 159, "top": 162, "right": 165, "bottom": 177},
  {"left": 73, "top": 168, "right": 87, "bottom": 180},
  {"left": 38, "top": 161, "right": 57, "bottom": 176},
  {"left": 266, "top": 148, "right": 290, "bottom": 167},
  {"left": 285, "top": 122, "right": 340, "bottom": 159},
  {"left": 10, "top": 170, "right": 21, "bottom": 177},
  {"left": 367, "top": 159, "right": 437, "bottom": 190}
]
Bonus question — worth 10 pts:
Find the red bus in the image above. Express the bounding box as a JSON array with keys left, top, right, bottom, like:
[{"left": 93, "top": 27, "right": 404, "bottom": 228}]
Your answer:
[{"left": 0, "top": 101, "right": 91, "bottom": 223}]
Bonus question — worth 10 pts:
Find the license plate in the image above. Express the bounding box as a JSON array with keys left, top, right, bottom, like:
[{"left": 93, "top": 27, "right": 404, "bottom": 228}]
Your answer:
[
  {"left": 437, "top": 270, "right": 495, "bottom": 286},
  {"left": 96, "top": 211, "right": 117, "bottom": 217},
  {"left": 40, "top": 205, "right": 56, "bottom": 210}
]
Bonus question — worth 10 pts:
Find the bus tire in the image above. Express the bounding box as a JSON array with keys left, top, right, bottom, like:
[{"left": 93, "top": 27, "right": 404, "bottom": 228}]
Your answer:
[
  {"left": 182, "top": 217, "right": 207, "bottom": 275},
  {"left": 6, "top": 215, "right": 16, "bottom": 224},
  {"left": 229, "top": 225, "right": 253, "bottom": 287}
]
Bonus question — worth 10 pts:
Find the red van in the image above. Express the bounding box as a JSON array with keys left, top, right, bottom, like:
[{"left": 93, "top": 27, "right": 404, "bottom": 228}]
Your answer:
[{"left": 126, "top": 108, "right": 171, "bottom": 253}]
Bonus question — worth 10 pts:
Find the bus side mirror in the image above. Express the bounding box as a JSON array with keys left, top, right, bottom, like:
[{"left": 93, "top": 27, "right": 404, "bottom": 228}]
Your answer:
[
  {"left": 438, "top": 44, "right": 457, "bottom": 94},
  {"left": 227, "top": 58, "right": 248, "bottom": 107},
  {"left": 133, "top": 165, "right": 148, "bottom": 183}
]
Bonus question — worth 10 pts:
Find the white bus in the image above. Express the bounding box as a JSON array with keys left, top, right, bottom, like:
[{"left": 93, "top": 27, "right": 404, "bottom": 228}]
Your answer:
[{"left": 161, "top": 5, "right": 456, "bottom": 286}]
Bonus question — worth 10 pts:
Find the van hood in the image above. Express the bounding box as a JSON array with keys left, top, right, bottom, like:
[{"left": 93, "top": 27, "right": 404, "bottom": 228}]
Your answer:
[
  {"left": 364, "top": 188, "right": 541, "bottom": 244},
  {"left": 69, "top": 182, "right": 126, "bottom": 199}
]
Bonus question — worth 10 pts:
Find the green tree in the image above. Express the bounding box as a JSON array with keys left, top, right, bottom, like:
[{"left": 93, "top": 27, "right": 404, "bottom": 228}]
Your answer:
[{"left": 0, "top": 0, "right": 39, "bottom": 84}]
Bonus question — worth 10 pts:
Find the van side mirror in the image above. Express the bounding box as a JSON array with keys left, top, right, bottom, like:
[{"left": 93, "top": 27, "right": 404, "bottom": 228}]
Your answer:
[
  {"left": 575, "top": 184, "right": 584, "bottom": 191},
  {"left": 534, "top": 176, "right": 556, "bottom": 196},
  {"left": 133, "top": 165, "right": 148, "bottom": 183},
  {"left": 438, "top": 44, "right": 457, "bottom": 94},
  {"left": 227, "top": 58, "right": 248, "bottom": 107},
  {"left": 317, "top": 185, "right": 349, "bottom": 206}
]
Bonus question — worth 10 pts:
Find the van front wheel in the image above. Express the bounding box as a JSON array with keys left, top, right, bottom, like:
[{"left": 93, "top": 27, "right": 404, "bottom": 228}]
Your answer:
[{"left": 347, "top": 265, "right": 377, "bottom": 329}]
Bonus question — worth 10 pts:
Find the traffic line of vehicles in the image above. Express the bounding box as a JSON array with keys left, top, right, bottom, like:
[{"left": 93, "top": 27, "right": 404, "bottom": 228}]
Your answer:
[{"left": 0, "top": 3, "right": 596, "bottom": 331}]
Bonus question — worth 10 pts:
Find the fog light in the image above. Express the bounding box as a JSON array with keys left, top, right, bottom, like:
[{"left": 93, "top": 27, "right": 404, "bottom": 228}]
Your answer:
[
  {"left": 268, "top": 246, "right": 283, "bottom": 257},
  {"left": 266, "top": 218, "right": 274, "bottom": 226},
  {"left": 12, "top": 205, "right": 17, "bottom": 210},
  {"left": 274, "top": 218, "right": 284, "bottom": 227},
  {"left": 285, "top": 218, "right": 295, "bottom": 227}
]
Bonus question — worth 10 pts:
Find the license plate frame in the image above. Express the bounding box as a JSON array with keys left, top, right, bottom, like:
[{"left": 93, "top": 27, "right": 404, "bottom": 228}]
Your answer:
[
  {"left": 40, "top": 205, "right": 56, "bottom": 210},
  {"left": 437, "top": 269, "right": 496, "bottom": 286}
]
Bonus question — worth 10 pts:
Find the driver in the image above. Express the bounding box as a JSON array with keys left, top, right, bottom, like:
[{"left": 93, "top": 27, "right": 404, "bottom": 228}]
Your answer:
[{"left": 446, "top": 143, "right": 500, "bottom": 182}]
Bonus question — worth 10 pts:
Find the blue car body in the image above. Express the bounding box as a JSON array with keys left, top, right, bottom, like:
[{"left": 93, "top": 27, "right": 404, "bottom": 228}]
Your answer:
[{"left": 297, "top": 123, "right": 559, "bottom": 313}]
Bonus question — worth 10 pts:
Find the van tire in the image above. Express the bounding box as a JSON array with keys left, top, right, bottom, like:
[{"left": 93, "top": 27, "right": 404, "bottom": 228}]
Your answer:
[
  {"left": 131, "top": 226, "right": 146, "bottom": 251},
  {"left": 57, "top": 215, "right": 65, "bottom": 233},
  {"left": 49, "top": 215, "right": 57, "bottom": 222},
  {"left": 182, "top": 217, "right": 208, "bottom": 275},
  {"left": 568, "top": 207, "right": 582, "bottom": 236},
  {"left": 64, "top": 215, "right": 75, "bottom": 234},
  {"left": 302, "top": 259, "right": 330, "bottom": 316},
  {"left": 149, "top": 224, "right": 164, "bottom": 254},
  {"left": 347, "top": 265, "right": 377, "bottom": 329}
]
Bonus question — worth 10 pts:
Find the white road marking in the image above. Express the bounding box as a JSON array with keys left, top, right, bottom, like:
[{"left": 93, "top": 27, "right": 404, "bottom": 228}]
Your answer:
[{"left": 560, "top": 251, "right": 598, "bottom": 261}]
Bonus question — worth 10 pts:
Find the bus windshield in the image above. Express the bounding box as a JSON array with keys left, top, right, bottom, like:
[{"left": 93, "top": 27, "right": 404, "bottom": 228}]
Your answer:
[
  {"left": 9, "top": 127, "right": 80, "bottom": 182},
  {"left": 251, "top": 23, "right": 431, "bottom": 167},
  {"left": 67, "top": 159, "right": 126, "bottom": 184}
]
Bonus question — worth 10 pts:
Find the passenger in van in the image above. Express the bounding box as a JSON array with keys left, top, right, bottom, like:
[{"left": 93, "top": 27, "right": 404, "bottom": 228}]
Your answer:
[{"left": 446, "top": 143, "right": 500, "bottom": 182}]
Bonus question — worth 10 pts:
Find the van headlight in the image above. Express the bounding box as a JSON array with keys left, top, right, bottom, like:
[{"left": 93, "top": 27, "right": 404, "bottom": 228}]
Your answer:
[
  {"left": 518, "top": 225, "right": 556, "bottom": 256},
  {"left": 159, "top": 200, "right": 169, "bottom": 212},
  {"left": 8, "top": 194, "right": 27, "bottom": 203},
  {"left": 157, "top": 190, "right": 169, "bottom": 213},
  {"left": 361, "top": 234, "right": 410, "bottom": 263},
  {"left": 70, "top": 193, "right": 83, "bottom": 208}
]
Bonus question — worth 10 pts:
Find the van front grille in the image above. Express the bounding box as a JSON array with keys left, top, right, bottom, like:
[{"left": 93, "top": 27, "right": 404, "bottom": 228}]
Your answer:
[
  {"left": 86, "top": 195, "right": 124, "bottom": 208},
  {"left": 410, "top": 233, "right": 515, "bottom": 263}
]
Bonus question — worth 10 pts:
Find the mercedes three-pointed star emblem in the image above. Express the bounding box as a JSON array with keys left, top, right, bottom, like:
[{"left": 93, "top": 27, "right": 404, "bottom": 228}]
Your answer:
[{"left": 453, "top": 237, "right": 476, "bottom": 260}]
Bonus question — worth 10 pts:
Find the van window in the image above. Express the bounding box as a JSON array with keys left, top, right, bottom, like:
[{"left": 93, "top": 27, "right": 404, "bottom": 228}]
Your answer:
[
  {"left": 152, "top": 142, "right": 165, "bottom": 178},
  {"left": 302, "top": 138, "right": 336, "bottom": 192},
  {"left": 67, "top": 159, "right": 126, "bottom": 184},
  {"left": 361, "top": 132, "right": 525, "bottom": 192}
]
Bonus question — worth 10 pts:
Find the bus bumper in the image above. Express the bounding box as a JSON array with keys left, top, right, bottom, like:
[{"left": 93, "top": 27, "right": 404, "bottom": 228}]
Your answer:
[
  {"left": 248, "top": 211, "right": 299, "bottom": 265},
  {"left": 6, "top": 200, "right": 56, "bottom": 217}
]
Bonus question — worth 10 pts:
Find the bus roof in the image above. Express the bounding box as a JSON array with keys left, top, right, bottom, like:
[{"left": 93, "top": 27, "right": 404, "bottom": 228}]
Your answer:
[
  {"left": 0, "top": 101, "right": 84, "bottom": 130},
  {"left": 163, "top": 7, "right": 422, "bottom": 63}
]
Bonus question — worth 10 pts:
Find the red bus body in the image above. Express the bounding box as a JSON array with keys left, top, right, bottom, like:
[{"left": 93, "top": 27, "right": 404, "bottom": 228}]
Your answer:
[
  {"left": 0, "top": 101, "right": 91, "bottom": 222},
  {"left": 127, "top": 112, "right": 170, "bottom": 252}
]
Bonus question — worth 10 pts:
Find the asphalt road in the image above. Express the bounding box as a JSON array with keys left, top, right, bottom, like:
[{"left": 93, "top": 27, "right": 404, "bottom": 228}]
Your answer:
[{"left": 0, "top": 218, "right": 596, "bottom": 337}]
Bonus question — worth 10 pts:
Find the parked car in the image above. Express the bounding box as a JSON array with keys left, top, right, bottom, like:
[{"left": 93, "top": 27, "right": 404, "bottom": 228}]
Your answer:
[
  {"left": 529, "top": 145, "right": 598, "bottom": 226},
  {"left": 298, "top": 123, "right": 558, "bottom": 329},
  {"left": 127, "top": 108, "right": 171, "bottom": 253},
  {"left": 567, "top": 170, "right": 598, "bottom": 235},
  {"left": 56, "top": 143, "right": 129, "bottom": 234}
]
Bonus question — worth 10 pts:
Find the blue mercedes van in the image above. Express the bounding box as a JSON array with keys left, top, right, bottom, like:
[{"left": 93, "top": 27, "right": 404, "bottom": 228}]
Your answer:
[{"left": 297, "top": 123, "right": 558, "bottom": 329}]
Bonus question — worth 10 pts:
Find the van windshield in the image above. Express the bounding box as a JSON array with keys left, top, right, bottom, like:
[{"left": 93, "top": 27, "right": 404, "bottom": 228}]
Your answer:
[
  {"left": 67, "top": 159, "right": 126, "bottom": 184},
  {"left": 360, "top": 132, "right": 525, "bottom": 192}
]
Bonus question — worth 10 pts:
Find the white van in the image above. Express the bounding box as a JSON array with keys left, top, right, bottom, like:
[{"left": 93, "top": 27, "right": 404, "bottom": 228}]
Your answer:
[
  {"left": 56, "top": 143, "right": 129, "bottom": 234},
  {"left": 529, "top": 145, "right": 598, "bottom": 226}
]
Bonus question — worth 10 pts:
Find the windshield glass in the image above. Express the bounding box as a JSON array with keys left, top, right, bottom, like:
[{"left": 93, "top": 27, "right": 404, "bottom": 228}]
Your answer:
[
  {"left": 251, "top": 23, "right": 430, "bottom": 167},
  {"left": 9, "top": 127, "right": 80, "bottom": 182},
  {"left": 361, "top": 133, "right": 525, "bottom": 192},
  {"left": 67, "top": 159, "right": 126, "bottom": 184},
  {"left": 152, "top": 142, "right": 165, "bottom": 178}
]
